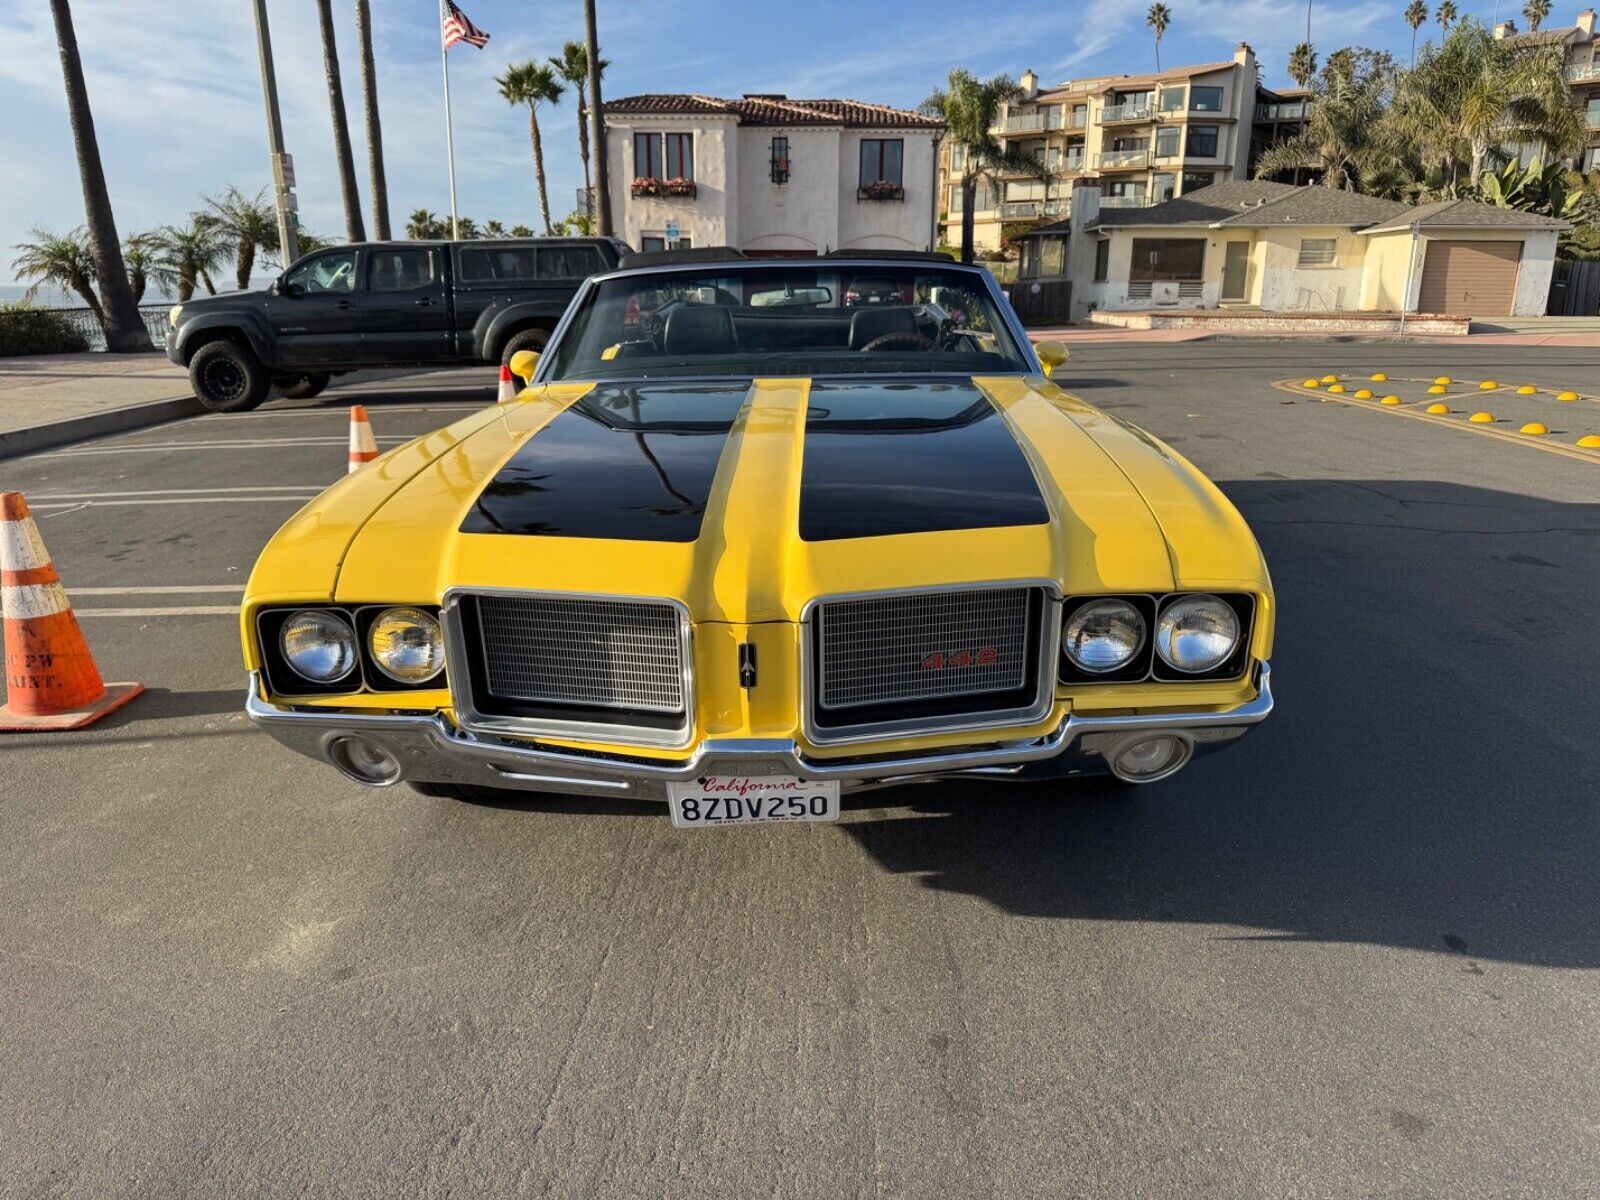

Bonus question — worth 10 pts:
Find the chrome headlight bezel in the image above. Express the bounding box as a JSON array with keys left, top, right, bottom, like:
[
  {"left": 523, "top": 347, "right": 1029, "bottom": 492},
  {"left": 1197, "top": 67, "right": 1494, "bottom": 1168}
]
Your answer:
[
  {"left": 1062, "top": 598, "right": 1146, "bottom": 675},
  {"left": 367, "top": 606, "right": 446, "bottom": 685},
  {"left": 279, "top": 609, "right": 359, "bottom": 684},
  {"left": 1153, "top": 593, "right": 1242, "bottom": 675},
  {"left": 1058, "top": 592, "right": 1255, "bottom": 685}
]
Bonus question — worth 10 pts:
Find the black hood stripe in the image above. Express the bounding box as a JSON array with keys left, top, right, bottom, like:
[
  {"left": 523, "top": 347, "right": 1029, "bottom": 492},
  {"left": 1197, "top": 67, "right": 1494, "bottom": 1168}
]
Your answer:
[
  {"left": 797, "top": 380, "right": 1049, "bottom": 542},
  {"left": 461, "top": 384, "right": 747, "bottom": 542}
]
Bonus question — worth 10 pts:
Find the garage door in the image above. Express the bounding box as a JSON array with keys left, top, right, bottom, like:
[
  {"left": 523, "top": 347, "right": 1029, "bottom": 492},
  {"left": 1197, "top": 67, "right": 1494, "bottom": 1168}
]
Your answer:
[{"left": 1417, "top": 240, "right": 1522, "bottom": 316}]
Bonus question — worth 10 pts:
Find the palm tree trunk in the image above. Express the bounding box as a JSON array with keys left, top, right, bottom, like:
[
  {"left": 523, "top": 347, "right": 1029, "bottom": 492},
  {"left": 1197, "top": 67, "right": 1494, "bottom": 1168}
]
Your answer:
[
  {"left": 178, "top": 271, "right": 195, "bottom": 304},
  {"left": 577, "top": 93, "right": 593, "bottom": 218},
  {"left": 49, "top": 0, "right": 149, "bottom": 351},
  {"left": 1410, "top": 28, "right": 1417, "bottom": 68},
  {"left": 236, "top": 241, "right": 256, "bottom": 291},
  {"left": 202, "top": 271, "right": 216, "bottom": 296},
  {"left": 73, "top": 281, "right": 105, "bottom": 325},
  {"left": 355, "top": 0, "right": 391, "bottom": 240},
  {"left": 529, "top": 108, "right": 554, "bottom": 234},
  {"left": 584, "top": 0, "right": 612, "bottom": 236},
  {"left": 1155, "top": 36, "right": 1161, "bottom": 73},
  {"left": 316, "top": 0, "right": 366, "bottom": 242},
  {"left": 960, "top": 174, "right": 977, "bottom": 264},
  {"left": 1470, "top": 138, "right": 1488, "bottom": 187}
]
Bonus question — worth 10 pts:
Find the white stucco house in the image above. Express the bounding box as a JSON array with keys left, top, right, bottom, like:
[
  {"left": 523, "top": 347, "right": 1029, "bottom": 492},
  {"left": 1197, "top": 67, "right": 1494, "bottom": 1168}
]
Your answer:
[
  {"left": 600, "top": 94, "right": 945, "bottom": 257},
  {"left": 1023, "top": 180, "right": 1568, "bottom": 320}
]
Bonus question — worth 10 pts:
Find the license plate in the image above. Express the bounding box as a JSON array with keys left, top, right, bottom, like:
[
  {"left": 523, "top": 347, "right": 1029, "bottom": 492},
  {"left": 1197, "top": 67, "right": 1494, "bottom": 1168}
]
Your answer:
[{"left": 666, "top": 775, "right": 840, "bottom": 829}]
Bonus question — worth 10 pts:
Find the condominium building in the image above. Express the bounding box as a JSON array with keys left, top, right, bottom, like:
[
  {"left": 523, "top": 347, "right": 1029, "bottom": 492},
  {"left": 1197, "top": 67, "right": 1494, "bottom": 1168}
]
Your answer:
[
  {"left": 601, "top": 94, "right": 945, "bottom": 256},
  {"left": 1493, "top": 8, "right": 1600, "bottom": 173},
  {"left": 936, "top": 43, "right": 1308, "bottom": 253}
]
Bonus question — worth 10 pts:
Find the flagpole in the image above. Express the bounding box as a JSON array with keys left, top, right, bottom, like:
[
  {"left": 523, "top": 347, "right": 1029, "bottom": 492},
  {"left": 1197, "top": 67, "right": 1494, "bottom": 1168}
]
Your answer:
[{"left": 440, "top": 11, "right": 460, "bottom": 239}]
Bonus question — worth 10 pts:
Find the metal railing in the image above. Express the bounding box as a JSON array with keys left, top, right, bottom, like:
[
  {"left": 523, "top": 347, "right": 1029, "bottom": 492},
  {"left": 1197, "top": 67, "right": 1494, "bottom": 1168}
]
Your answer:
[
  {"left": 1255, "top": 101, "right": 1310, "bottom": 121},
  {"left": 1098, "top": 194, "right": 1151, "bottom": 209},
  {"left": 1095, "top": 149, "right": 1152, "bottom": 169},
  {"left": 1101, "top": 102, "right": 1154, "bottom": 123},
  {"left": 999, "top": 199, "right": 1067, "bottom": 219},
  {"left": 999, "top": 110, "right": 1066, "bottom": 134},
  {"left": 26, "top": 305, "right": 171, "bottom": 352},
  {"left": 1567, "top": 63, "right": 1600, "bottom": 83}
]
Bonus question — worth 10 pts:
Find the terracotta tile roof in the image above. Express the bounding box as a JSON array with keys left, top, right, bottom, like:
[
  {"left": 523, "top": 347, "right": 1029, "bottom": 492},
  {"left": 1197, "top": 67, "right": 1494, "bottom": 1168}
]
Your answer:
[
  {"left": 603, "top": 94, "right": 944, "bottom": 128},
  {"left": 1034, "top": 59, "right": 1240, "bottom": 100},
  {"left": 1502, "top": 26, "right": 1582, "bottom": 45}
]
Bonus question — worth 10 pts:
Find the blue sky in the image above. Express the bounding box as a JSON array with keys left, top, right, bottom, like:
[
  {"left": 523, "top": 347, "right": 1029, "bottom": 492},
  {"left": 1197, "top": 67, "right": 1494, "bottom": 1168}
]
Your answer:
[{"left": 0, "top": 0, "right": 1539, "bottom": 288}]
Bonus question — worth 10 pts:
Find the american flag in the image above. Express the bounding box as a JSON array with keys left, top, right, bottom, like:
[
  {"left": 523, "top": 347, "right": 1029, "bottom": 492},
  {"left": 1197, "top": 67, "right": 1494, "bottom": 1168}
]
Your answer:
[{"left": 441, "top": 0, "right": 489, "bottom": 49}]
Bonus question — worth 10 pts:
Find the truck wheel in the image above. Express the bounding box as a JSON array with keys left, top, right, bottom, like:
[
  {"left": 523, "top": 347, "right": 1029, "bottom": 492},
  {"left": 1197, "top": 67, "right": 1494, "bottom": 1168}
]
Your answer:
[
  {"left": 190, "top": 341, "right": 270, "bottom": 412},
  {"left": 500, "top": 327, "right": 549, "bottom": 367},
  {"left": 274, "top": 372, "right": 331, "bottom": 400}
]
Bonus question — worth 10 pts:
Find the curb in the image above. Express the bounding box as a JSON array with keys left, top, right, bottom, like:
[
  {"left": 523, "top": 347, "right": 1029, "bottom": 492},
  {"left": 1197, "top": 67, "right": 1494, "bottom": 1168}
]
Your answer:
[{"left": 0, "top": 395, "right": 205, "bottom": 462}]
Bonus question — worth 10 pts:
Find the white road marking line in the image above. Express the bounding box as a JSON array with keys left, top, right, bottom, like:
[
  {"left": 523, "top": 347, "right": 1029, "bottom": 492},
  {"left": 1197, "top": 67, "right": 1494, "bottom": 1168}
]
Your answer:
[
  {"left": 27, "top": 486, "right": 319, "bottom": 500},
  {"left": 73, "top": 605, "right": 240, "bottom": 617},
  {"left": 198, "top": 402, "right": 486, "bottom": 419},
  {"left": 28, "top": 496, "right": 315, "bottom": 508},
  {"left": 69, "top": 585, "right": 245, "bottom": 595},
  {"left": 38, "top": 437, "right": 412, "bottom": 456}
]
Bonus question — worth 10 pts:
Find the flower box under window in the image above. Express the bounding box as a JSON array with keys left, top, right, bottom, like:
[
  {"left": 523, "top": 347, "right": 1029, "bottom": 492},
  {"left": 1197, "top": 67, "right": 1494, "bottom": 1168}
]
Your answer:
[
  {"left": 631, "top": 177, "right": 663, "bottom": 197},
  {"left": 662, "top": 177, "right": 697, "bottom": 197},
  {"left": 858, "top": 181, "right": 905, "bottom": 201}
]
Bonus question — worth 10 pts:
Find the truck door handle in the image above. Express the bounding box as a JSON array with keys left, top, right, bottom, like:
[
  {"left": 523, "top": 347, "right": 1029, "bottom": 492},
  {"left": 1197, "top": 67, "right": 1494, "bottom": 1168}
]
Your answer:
[
  {"left": 335, "top": 300, "right": 353, "bottom": 310},
  {"left": 414, "top": 297, "right": 436, "bottom": 307}
]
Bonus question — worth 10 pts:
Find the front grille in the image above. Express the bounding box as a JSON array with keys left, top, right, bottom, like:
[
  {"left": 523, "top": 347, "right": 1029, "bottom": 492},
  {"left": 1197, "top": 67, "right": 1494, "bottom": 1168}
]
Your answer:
[
  {"left": 810, "top": 585, "right": 1052, "bottom": 742},
  {"left": 473, "top": 594, "right": 685, "bottom": 714}
]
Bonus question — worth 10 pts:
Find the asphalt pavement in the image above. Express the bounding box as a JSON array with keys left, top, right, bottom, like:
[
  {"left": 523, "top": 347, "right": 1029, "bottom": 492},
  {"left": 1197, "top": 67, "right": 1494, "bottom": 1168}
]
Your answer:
[{"left": 2, "top": 347, "right": 1597, "bottom": 1198}]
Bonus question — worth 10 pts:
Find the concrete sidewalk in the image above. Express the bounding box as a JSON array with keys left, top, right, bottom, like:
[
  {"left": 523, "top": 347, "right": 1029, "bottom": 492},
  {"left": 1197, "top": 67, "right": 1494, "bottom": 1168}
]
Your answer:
[
  {"left": 0, "top": 352, "right": 200, "bottom": 458},
  {"left": 1024, "top": 314, "right": 1600, "bottom": 346}
]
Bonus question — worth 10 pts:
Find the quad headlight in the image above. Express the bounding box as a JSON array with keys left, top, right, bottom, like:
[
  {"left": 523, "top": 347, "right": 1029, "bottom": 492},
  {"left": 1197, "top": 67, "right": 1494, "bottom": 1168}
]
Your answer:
[
  {"left": 280, "top": 610, "right": 359, "bottom": 683},
  {"left": 1155, "top": 594, "right": 1240, "bottom": 674},
  {"left": 168, "top": 304, "right": 182, "bottom": 328},
  {"left": 1063, "top": 598, "right": 1146, "bottom": 674},
  {"left": 367, "top": 606, "right": 446, "bottom": 684}
]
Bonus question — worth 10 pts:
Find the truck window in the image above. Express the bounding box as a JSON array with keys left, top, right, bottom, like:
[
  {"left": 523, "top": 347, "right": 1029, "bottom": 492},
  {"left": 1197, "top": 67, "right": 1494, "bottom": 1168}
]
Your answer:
[
  {"left": 285, "top": 251, "right": 358, "bottom": 294},
  {"left": 536, "top": 246, "right": 604, "bottom": 279},
  {"left": 459, "top": 247, "right": 537, "bottom": 283},
  {"left": 368, "top": 248, "right": 434, "bottom": 292}
]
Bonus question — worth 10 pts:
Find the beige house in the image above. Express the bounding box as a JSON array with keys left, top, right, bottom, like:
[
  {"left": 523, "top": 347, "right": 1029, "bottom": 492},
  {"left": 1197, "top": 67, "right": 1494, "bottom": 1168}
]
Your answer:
[
  {"left": 1045, "top": 181, "right": 1566, "bottom": 319},
  {"left": 937, "top": 43, "right": 1308, "bottom": 253},
  {"left": 1493, "top": 8, "right": 1600, "bottom": 173}
]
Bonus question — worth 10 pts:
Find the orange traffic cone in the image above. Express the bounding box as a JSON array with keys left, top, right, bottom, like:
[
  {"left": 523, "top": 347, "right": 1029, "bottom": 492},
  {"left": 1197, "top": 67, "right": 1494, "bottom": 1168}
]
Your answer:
[
  {"left": 348, "top": 404, "right": 378, "bottom": 474},
  {"left": 497, "top": 363, "right": 517, "bottom": 402},
  {"left": 1, "top": 492, "right": 142, "bottom": 731}
]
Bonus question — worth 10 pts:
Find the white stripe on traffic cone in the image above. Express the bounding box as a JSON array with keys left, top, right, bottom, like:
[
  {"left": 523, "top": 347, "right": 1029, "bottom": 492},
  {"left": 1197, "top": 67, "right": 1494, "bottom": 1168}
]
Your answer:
[
  {"left": 348, "top": 405, "right": 378, "bottom": 474},
  {"left": 497, "top": 364, "right": 517, "bottom": 403}
]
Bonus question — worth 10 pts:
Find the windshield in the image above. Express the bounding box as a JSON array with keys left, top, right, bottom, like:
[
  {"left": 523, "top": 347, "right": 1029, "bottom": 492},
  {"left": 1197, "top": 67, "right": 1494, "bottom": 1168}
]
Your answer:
[{"left": 545, "top": 264, "right": 1031, "bottom": 381}]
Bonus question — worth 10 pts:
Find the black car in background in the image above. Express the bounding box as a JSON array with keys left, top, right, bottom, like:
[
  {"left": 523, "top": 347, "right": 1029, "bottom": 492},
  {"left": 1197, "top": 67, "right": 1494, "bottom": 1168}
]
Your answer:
[{"left": 165, "top": 237, "right": 629, "bottom": 411}]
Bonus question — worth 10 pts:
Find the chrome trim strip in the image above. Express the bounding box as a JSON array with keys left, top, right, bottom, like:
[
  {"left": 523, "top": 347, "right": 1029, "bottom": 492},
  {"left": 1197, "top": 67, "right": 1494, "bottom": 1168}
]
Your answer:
[
  {"left": 803, "top": 579, "right": 1063, "bottom": 747},
  {"left": 441, "top": 586, "right": 696, "bottom": 750},
  {"left": 243, "top": 662, "right": 1272, "bottom": 796}
]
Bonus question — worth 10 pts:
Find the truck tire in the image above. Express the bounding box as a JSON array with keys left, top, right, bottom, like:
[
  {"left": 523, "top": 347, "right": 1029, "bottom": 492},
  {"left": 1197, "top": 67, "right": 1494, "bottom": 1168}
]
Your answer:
[
  {"left": 500, "top": 327, "right": 549, "bottom": 367},
  {"left": 273, "top": 372, "right": 332, "bottom": 400},
  {"left": 190, "top": 340, "right": 271, "bottom": 412}
]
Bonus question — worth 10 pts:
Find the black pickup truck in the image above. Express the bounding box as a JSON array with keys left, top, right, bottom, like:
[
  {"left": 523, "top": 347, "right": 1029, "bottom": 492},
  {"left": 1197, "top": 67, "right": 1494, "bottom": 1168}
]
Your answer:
[{"left": 165, "top": 237, "right": 629, "bottom": 411}]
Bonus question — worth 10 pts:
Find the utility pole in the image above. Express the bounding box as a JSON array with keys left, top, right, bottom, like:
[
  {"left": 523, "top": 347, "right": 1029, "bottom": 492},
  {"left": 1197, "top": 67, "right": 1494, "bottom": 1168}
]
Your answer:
[
  {"left": 252, "top": 0, "right": 300, "bottom": 266},
  {"left": 584, "top": 0, "right": 612, "bottom": 236}
]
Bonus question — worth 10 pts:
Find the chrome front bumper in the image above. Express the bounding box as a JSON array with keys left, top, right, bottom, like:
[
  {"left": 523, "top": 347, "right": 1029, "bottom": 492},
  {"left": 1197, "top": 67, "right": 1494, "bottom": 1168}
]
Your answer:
[{"left": 244, "top": 663, "right": 1273, "bottom": 799}]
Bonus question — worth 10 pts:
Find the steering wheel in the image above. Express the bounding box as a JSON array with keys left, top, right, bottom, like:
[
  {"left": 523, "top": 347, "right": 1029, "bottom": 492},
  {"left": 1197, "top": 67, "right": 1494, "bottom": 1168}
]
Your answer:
[{"left": 859, "top": 332, "right": 935, "bottom": 353}]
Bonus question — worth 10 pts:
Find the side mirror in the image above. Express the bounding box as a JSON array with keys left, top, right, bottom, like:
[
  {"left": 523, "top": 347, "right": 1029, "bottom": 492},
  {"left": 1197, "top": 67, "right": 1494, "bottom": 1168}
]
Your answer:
[
  {"left": 268, "top": 277, "right": 282, "bottom": 296},
  {"left": 1033, "top": 340, "right": 1069, "bottom": 378},
  {"left": 508, "top": 349, "right": 540, "bottom": 387}
]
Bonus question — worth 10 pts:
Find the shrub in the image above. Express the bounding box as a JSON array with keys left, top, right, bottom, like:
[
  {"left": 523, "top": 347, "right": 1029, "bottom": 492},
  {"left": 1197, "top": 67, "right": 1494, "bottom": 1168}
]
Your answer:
[{"left": 0, "top": 303, "right": 90, "bottom": 356}]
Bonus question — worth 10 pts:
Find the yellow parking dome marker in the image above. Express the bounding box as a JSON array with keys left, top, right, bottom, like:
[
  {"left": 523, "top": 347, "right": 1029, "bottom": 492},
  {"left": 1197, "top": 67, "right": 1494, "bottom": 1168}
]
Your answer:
[
  {"left": 1516, "top": 385, "right": 1537, "bottom": 395},
  {"left": 1557, "top": 391, "right": 1580, "bottom": 402},
  {"left": 1327, "top": 384, "right": 1346, "bottom": 393},
  {"left": 1434, "top": 376, "right": 1452, "bottom": 386},
  {"left": 1426, "top": 402, "right": 1450, "bottom": 414},
  {"left": 1381, "top": 395, "right": 1402, "bottom": 405},
  {"left": 1427, "top": 384, "right": 1448, "bottom": 394},
  {"left": 1468, "top": 411, "right": 1495, "bottom": 424},
  {"left": 1370, "top": 372, "right": 1388, "bottom": 381},
  {"left": 1579, "top": 435, "right": 1600, "bottom": 448},
  {"left": 1479, "top": 380, "right": 1498, "bottom": 390},
  {"left": 1302, "top": 378, "right": 1321, "bottom": 388},
  {"left": 1520, "top": 422, "right": 1549, "bottom": 435},
  {"left": 1321, "top": 374, "right": 1339, "bottom": 383},
  {"left": 1354, "top": 388, "right": 1374, "bottom": 398}
]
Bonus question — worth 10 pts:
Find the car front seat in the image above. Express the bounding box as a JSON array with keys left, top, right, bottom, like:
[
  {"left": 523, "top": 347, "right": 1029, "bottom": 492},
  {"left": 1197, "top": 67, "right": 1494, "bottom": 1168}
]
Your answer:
[{"left": 663, "top": 305, "right": 738, "bottom": 355}]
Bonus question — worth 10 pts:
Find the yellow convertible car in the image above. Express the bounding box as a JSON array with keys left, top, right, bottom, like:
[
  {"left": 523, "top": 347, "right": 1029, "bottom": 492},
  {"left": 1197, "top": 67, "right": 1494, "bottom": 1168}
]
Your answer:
[{"left": 244, "top": 249, "right": 1273, "bottom": 828}]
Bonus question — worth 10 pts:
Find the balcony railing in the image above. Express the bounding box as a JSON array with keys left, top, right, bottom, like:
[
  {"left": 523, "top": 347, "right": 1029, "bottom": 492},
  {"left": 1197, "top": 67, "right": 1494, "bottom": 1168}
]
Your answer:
[
  {"left": 1094, "top": 149, "right": 1152, "bottom": 169},
  {"left": 999, "top": 199, "right": 1068, "bottom": 219},
  {"left": 1567, "top": 63, "right": 1600, "bottom": 83},
  {"left": 999, "top": 110, "right": 1066, "bottom": 134},
  {"left": 1060, "top": 154, "right": 1086, "bottom": 172},
  {"left": 1101, "top": 102, "right": 1154, "bottom": 123},
  {"left": 1099, "top": 194, "right": 1151, "bottom": 209},
  {"left": 1255, "top": 100, "right": 1311, "bottom": 121},
  {"left": 1067, "top": 109, "right": 1088, "bottom": 128}
]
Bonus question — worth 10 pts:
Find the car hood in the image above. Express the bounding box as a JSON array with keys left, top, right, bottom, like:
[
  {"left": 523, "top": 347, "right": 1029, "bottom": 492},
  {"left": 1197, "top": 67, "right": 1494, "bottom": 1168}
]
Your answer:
[
  {"left": 174, "top": 287, "right": 271, "bottom": 312},
  {"left": 247, "top": 376, "right": 1268, "bottom": 623}
]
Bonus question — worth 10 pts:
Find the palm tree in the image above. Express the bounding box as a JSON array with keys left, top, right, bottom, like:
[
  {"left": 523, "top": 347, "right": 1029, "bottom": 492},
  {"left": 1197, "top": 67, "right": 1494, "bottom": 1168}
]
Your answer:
[
  {"left": 1255, "top": 48, "right": 1407, "bottom": 191},
  {"left": 315, "top": 0, "right": 366, "bottom": 242},
  {"left": 1288, "top": 42, "right": 1319, "bottom": 88},
  {"left": 510, "top": 223, "right": 534, "bottom": 237},
  {"left": 1435, "top": 0, "right": 1458, "bottom": 34},
  {"left": 354, "top": 0, "right": 391, "bottom": 239},
  {"left": 455, "top": 217, "right": 480, "bottom": 239},
  {"left": 921, "top": 69, "right": 1043, "bottom": 264},
  {"left": 13, "top": 227, "right": 101, "bottom": 316},
  {"left": 1394, "top": 17, "right": 1583, "bottom": 187},
  {"left": 153, "top": 220, "right": 227, "bottom": 302},
  {"left": 121, "top": 232, "right": 161, "bottom": 304},
  {"left": 1405, "top": 1, "right": 1429, "bottom": 66},
  {"left": 551, "top": 40, "right": 607, "bottom": 221},
  {"left": 203, "top": 186, "right": 279, "bottom": 290},
  {"left": 406, "top": 209, "right": 442, "bottom": 239},
  {"left": 1146, "top": 4, "right": 1172, "bottom": 72},
  {"left": 496, "top": 61, "right": 564, "bottom": 234},
  {"left": 47, "top": 0, "right": 148, "bottom": 350},
  {"left": 483, "top": 219, "right": 507, "bottom": 238},
  {"left": 1522, "top": 0, "right": 1551, "bottom": 31},
  {"left": 584, "top": 0, "right": 612, "bottom": 236}
]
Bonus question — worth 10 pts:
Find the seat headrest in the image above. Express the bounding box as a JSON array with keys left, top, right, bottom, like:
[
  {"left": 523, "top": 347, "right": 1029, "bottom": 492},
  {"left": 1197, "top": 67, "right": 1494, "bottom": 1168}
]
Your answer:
[
  {"left": 663, "top": 305, "right": 738, "bottom": 355},
  {"left": 848, "top": 305, "right": 919, "bottom": 349}
]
